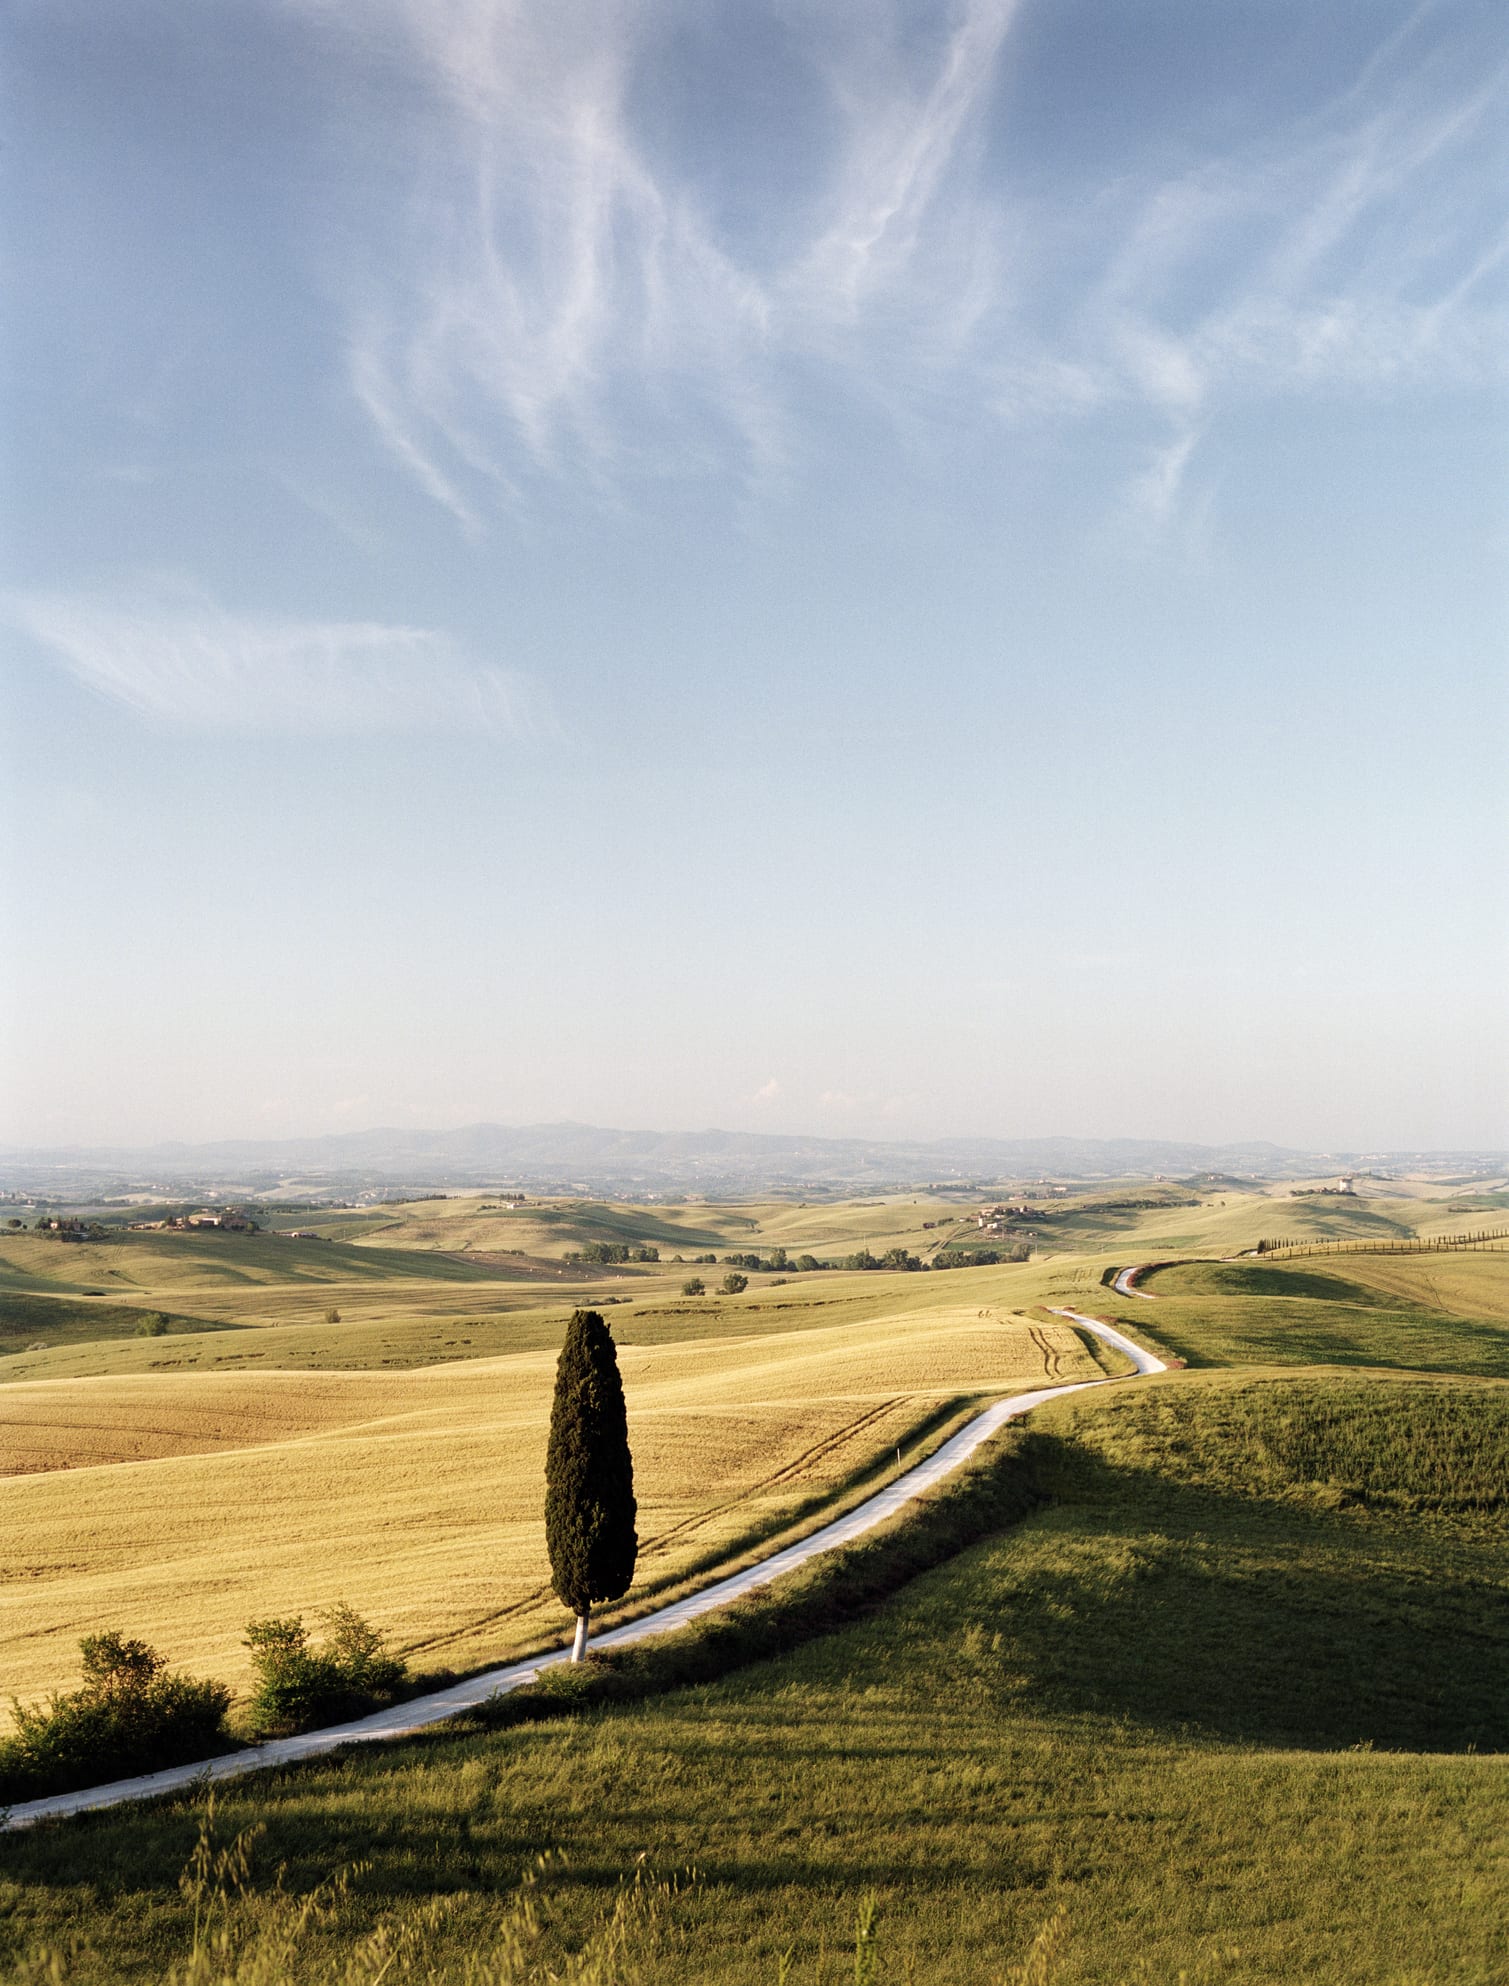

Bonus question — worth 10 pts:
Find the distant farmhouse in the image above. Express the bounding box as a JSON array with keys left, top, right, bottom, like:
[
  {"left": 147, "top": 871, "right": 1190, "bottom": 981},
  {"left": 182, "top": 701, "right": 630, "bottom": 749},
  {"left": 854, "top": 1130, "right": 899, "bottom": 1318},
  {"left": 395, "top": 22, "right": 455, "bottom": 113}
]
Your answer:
[
  {"left": 129, "top": 1208, "right": 260, "bottom": 1233},
  {"left": 976, "top": 1203, "right": 1047, "bottom": 1234},
  {"left": 1289, "top": 1178, "right": 1358, "bottom": 1200}
]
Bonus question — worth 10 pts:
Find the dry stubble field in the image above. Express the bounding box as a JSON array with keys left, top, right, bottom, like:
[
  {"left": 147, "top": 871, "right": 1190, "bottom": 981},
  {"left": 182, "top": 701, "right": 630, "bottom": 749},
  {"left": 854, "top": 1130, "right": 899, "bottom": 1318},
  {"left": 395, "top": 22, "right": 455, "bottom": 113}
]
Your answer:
[{"left": 0, "top": 1302, "right": 1095, "bottom": 1714}]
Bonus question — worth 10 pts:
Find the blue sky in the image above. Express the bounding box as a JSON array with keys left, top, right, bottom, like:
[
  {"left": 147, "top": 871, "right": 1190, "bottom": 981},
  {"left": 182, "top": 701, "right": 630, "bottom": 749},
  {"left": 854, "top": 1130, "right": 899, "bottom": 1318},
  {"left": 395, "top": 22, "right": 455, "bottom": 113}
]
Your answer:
[{"left": 3, "top": 0, "right": 1506, "bottom": 1152}]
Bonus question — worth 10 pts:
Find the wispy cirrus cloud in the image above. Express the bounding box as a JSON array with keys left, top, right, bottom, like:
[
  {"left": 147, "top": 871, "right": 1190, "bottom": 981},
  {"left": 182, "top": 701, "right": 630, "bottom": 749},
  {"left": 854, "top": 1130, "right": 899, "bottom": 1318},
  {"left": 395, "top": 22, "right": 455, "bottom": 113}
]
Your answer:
[
  {"left": 1002, "top": 25, "right": 1509, "bottom": 519},
  {"left": 307, "top": 0, "right": 1018, "bottom": 503},
  {"left": 296, "top": 0, "right": 1506, "bottom": 531},
  {"left": 10, "top": 585, "right": 549, "bottom": 737},
  {"left": 788, "top": 0, "right": 1020, "bottom": 321},
  {"left": 334, "top": 0, "right": 779, "bottom": 507}
]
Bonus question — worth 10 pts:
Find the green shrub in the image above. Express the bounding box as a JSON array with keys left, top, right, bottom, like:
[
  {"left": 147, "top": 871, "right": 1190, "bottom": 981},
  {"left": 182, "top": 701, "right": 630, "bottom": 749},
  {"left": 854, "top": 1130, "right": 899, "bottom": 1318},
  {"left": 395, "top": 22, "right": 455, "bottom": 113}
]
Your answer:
[
  {"left": 134, "top": 1311, "right": 169, "bottom": 1337},
  {"left": 243, "top": 1604, "right": 405, "bottom": 1738},
  {"left": 680, "top": 1277, "right": 705, "bottom": 1296},
  {"left": 0, "top": 1631, "right": 231, "bottom": 1803}
]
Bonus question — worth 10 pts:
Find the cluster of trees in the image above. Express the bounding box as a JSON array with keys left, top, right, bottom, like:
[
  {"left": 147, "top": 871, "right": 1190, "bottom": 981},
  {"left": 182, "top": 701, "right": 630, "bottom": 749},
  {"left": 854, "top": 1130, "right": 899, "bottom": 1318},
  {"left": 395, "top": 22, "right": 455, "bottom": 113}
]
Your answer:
[
  {"left": 565, "top": 1242, "right": 661, "bottom": 1265},
  {"left": 692, "top": 1243, "right": 1035, "bottom": 1279},
  {"left": 721, "top": 1248, "right": 822, "bottom": 1274},
  {"left": 0, "top": 1631, "right": 232, "bottom": 1804},
  {"left": 30, "top": 1217, "right": 109, "bottom": 1242},
  {"left": 1080, "top": 1196, "right": 1199, "bottom": 1213},
  {"left": 933, "top": 1245, "right": 1031, "bottom": 1268},
  {"left": 839, "top": 1247, "right": 921, "bottom": 1272}
]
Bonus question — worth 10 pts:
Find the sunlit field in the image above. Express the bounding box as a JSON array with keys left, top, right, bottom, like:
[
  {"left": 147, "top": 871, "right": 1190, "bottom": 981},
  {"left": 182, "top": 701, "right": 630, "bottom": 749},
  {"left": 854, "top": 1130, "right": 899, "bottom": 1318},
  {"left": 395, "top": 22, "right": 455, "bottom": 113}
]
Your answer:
[{"left": 0, "top": 1300, "right": 1094, "bottom": 1712}]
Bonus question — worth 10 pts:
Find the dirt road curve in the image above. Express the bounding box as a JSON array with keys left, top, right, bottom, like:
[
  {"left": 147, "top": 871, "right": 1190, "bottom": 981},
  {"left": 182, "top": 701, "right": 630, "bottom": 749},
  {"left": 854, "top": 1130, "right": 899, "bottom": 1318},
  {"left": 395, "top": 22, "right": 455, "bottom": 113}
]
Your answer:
[{"left": 1113, "top": 1264, "right": 1157, "bottom": 1298}]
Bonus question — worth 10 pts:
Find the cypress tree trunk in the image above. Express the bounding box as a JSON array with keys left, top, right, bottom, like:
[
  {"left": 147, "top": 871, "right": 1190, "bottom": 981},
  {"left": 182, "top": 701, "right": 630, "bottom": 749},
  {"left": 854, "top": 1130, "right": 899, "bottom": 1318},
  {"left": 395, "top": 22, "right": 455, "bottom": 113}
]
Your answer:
[{"left": 546, "top": 1310, "right": 637, "bottom": 1663}]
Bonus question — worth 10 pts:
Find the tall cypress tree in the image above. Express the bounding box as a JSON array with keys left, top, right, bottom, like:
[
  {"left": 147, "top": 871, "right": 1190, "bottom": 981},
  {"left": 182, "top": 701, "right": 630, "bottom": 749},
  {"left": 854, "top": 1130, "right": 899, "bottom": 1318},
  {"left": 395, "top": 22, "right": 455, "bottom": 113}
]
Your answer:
[{"left": 545, "top": 1308, "right": 637, "bottom": 1661}]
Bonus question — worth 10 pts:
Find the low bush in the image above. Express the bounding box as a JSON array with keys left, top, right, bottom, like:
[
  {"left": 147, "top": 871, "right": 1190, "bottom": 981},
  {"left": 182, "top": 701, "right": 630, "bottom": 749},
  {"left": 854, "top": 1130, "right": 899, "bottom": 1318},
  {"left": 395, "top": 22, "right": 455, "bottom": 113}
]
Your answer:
[
  {"left": 0, "top": 1632, "right": 231, "bottom": 1803},
  {"left": 243, "top": 1604, "right": 406, "bottom": 1738}
]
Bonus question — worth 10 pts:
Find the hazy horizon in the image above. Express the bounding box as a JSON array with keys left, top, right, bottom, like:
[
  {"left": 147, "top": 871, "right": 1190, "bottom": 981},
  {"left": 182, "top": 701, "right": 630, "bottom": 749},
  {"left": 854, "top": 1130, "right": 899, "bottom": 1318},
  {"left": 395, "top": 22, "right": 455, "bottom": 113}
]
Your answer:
[
  {"left": 4, "top": 0, "right": 1506, "bottom": 1154},
  {"left": 4, "top": 1113, "right": 1503, "bottom": 1171}
]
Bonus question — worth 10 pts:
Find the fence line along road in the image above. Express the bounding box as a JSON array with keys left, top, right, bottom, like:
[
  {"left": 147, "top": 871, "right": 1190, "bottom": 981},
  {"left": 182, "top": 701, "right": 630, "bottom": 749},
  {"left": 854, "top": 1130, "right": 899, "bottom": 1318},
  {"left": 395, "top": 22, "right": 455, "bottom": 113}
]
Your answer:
[
  {"left": 3, "top": 1315, "right": 1166, "bottom": 1833},
  {"left": 1252, "top": 1229, "right": 1509, "bottom": 1263}
]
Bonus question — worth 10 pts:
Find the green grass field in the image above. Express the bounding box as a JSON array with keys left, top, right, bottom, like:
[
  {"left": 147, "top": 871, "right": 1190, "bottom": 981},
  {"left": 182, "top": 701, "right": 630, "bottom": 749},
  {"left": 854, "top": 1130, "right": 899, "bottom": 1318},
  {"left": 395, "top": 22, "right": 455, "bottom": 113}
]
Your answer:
[{"left": 1125, "top": 1255, "right": 1509, "bottom": 1378}]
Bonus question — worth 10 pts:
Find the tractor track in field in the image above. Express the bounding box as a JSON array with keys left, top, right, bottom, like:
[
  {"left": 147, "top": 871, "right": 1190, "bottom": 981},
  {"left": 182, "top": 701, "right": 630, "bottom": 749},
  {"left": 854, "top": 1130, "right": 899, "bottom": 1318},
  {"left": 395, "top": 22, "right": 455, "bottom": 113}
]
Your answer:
[
  {"left": 4, "top": 1316, "right": 1167, "bottom": 1832},
  {"left": 1026, "top": 1321, "right": 1068, "bottom": 1379}
]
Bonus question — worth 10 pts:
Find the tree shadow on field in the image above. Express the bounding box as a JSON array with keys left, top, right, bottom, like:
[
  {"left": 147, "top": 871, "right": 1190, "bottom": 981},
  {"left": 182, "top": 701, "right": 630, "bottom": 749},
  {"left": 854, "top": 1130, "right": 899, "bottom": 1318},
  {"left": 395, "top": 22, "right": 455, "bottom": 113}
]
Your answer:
[{"left": 982, "top": 1447, "right": 1508, "bottom": 1754}]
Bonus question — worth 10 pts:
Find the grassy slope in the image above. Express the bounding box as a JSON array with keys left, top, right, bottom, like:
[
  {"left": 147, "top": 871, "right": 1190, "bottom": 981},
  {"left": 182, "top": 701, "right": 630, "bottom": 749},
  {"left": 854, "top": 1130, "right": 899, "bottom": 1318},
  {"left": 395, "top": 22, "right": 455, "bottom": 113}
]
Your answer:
[
  {"left": 0, "top": 1229, "right": 502, "bottom": 1298},
  {"left": 0, "top": 1307, "right": 1094, "bottom": 1709},
  {"left": 5, "top": 1374, "right": 1503, "bottom": 1984},
  {"left": 322, "top": 1194, "right": 972, "bottom": 1262},
  {"left": 1130, "top": 1256, "right": 1509, "bottom": 1379},
  {"left": 0, "top": 1289, "right": 234, "bottom": 1359}
]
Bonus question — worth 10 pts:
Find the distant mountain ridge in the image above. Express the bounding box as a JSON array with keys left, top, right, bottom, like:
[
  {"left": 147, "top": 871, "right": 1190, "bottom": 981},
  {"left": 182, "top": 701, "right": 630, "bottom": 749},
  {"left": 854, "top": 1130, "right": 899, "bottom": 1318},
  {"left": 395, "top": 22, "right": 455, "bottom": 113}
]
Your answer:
[{"left": 1, "top": 1121, "right": 1500, "bottom": 1194}]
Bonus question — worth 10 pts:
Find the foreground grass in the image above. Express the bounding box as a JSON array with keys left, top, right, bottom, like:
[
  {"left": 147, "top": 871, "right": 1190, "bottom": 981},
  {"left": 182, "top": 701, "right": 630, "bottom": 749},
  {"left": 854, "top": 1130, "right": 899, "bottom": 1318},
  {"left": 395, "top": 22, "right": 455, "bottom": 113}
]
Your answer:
[{"left": 5, "top": 1374, "right": 1503, "bottom": 1983}]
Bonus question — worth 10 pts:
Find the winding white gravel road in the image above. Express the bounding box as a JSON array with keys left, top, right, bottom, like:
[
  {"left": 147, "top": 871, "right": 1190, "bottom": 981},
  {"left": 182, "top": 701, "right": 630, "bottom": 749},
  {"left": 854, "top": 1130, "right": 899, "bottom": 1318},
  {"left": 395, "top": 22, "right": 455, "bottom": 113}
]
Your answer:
[
  {"left": 3, "top": 1315, "right": 1165, "bottom": 1833},
  {"left": 1112, "top": 1264, "right": 1156, "bottom": 1299}
]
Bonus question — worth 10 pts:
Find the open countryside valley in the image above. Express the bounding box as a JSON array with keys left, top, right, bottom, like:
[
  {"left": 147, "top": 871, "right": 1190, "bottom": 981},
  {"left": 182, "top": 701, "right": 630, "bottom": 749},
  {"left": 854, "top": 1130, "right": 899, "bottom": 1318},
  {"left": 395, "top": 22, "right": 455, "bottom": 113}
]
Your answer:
[
  {"left": 9, "top": 6, "right": 1508, "bottom": 1974},
  {"left": 1, "top": 1168, "right": 1505, "bottom": 1981}
]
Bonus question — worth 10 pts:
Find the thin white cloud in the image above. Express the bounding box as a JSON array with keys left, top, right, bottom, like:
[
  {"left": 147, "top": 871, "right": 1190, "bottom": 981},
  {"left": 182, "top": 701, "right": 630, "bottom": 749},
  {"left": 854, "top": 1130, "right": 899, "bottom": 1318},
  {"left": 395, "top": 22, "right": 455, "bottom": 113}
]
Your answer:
[
  {"left": 1030, "top": 42, "right": 1507, "bottom": 418},
  {"left": 10, "top": 586, "right": 548, "bottom": 738},
  {"left": 995, "top": 35, "right": 1509, "bottom": 526},
  {"left": 331, "top": 0, "right": 778, "bottom": 500},
  {"left": 1125, "top": 425, "right": 1202, "bottom": 534},
  {"left": 789, "top": 0, "right": 1020, "bottom": 318}
]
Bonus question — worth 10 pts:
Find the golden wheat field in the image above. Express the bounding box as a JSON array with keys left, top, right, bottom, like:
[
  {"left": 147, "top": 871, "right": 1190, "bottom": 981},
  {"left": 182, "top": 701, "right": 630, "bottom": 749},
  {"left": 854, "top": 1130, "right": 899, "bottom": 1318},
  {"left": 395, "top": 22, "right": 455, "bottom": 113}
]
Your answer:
[{"left": 0, "top": 1305, "right": 1094, "bottom": 1714}]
